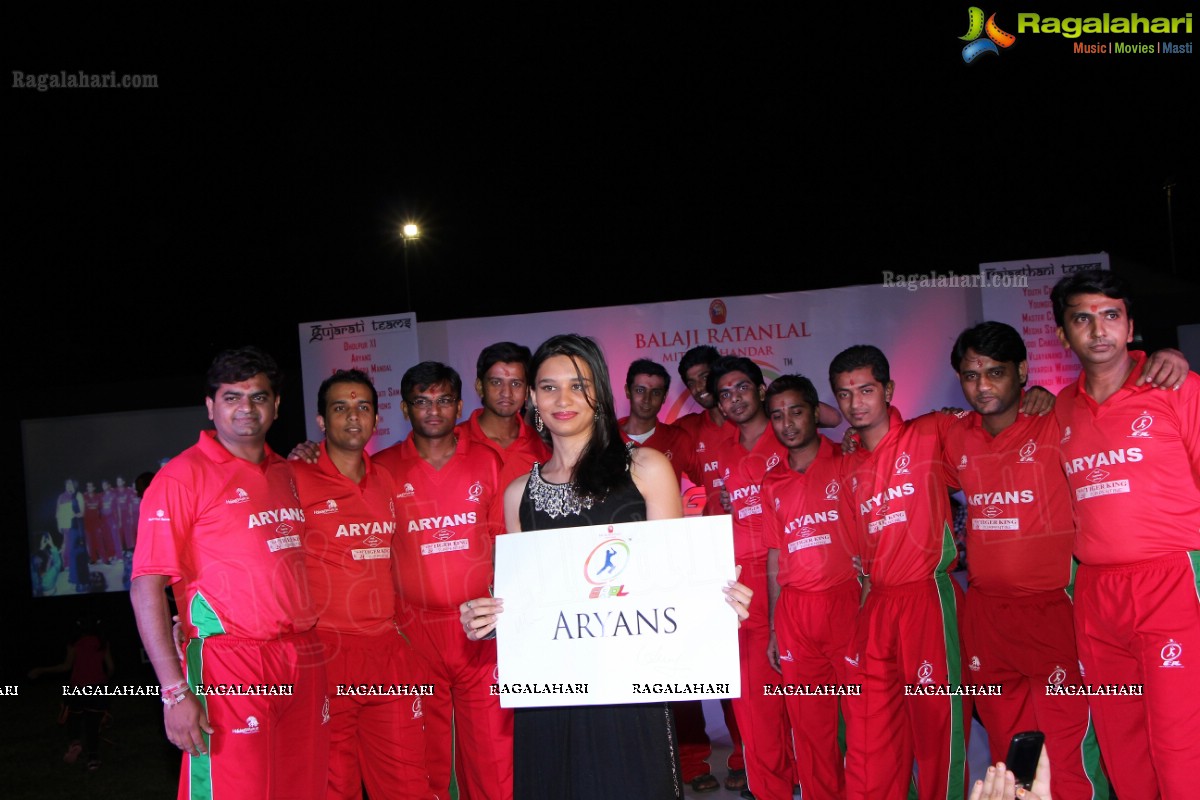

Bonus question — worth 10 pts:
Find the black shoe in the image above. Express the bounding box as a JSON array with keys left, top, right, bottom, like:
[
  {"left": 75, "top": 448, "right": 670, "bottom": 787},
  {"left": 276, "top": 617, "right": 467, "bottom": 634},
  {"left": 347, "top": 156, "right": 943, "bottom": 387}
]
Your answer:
[
  {"left": 739, "top": 791, "right": 755, "bottom": 800},
  {"left": 725, "top": 768, "right": 747, "bottom": 792},
  {"left": 689, "top": 773, "right": 720, "bottom": 793}
]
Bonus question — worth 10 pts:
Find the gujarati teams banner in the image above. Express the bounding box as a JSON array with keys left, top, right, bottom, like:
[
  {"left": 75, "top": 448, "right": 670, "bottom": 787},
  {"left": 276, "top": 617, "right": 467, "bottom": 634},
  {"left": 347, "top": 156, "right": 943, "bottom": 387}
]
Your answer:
[
  {"left": 492, "top": 516, "right": 740, "bottom": 707},
  {"left": 298, "top": 313, "right": 420, "bottom": 452},
  {"left": 978, "top": 252, "right": 1110, "bottom": 395}
]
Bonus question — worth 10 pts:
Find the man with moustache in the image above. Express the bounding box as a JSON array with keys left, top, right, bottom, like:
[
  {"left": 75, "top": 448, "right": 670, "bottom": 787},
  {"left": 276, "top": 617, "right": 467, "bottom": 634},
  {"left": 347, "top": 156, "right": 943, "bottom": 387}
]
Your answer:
[
  {"left": 1051, "top": 270, "right": 1200, "bottom": 798},
  {"left": 457, "top": 341, "right": 550, "bottom": 493},
  {"left": 131, "top": 346, "right": 328, "bottom": 799},
  {"left": 944, "top": 323, "right": 1106, "bottom": 800}
]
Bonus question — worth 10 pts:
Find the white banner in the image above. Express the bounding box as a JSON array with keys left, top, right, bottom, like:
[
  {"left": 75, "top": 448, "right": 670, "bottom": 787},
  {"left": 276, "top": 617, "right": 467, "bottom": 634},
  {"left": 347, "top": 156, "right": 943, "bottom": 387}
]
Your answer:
[
  {"left": 493, "top": 515, "right": 741, "bottom": 707},
  {"left": 979, "top": 253, "right": 1110, "bottom": 395},
  {"left": 298, "top": 313, "right": 420, "bottom": 451}
]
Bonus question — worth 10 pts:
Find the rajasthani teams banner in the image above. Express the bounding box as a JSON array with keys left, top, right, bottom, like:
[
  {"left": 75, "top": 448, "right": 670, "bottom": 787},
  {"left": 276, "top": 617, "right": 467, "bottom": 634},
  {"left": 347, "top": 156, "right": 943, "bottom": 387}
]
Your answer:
[
  {"left": 419, "top": 284, "right": 978, "bottom": 436},
  {"left": 298, "top": 313, "right": 420, "bottom": 451},
  {"left": 979, "top": 252, "right": 1111, "bottom": 395},
  {"left": 493, "top": 515, "right": 740, "bottom": 707}
]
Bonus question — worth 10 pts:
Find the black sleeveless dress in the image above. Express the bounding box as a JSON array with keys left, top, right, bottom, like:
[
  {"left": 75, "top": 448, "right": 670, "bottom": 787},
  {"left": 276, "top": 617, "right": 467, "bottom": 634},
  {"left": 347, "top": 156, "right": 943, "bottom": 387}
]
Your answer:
[{"left": 513, "top": 462, "right": 683, "bottom": 800}]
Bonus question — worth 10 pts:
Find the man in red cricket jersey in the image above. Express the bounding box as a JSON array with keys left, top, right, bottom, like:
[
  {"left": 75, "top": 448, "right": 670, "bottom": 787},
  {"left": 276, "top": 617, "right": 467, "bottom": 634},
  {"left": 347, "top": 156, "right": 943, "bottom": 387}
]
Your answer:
[
  {"left": 944, "top": 322, "right": 1107, "bottom": 800},
  {"left": 131, "top": 346, "right": 329, "bottom": 800},
  {"left": 291, "top": 368, "right": 434, "bottom": 800},
  {"left": 672, "top": 345, "right": 748, "bottom": 794},
  {"left": 456, "top": 341, "right": 550, "bottom": 496},
  {"left": 1051, "top": 270, "right": 1200, "bottom": 799},
  {"left": 709, "top": 355, "right": 799, "bottom": 800},
  {"left": 619, "top": 358, "right": 694, "bottom": 485},
  {"left": 762, "top": 373, "right": 860, "bottom": 800},
  {"left": 830, "top": 344, "right": 967, "bottom": 800},
  {"left": 374, "top": 361, "right": 512, "bottom": 800}
]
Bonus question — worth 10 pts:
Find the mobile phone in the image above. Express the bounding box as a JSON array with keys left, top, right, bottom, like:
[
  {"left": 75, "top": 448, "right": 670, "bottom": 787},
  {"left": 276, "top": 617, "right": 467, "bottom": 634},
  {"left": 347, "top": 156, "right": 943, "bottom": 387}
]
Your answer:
[{"left": 1005, "top": 730, "right": 1045, "bottom": 790}]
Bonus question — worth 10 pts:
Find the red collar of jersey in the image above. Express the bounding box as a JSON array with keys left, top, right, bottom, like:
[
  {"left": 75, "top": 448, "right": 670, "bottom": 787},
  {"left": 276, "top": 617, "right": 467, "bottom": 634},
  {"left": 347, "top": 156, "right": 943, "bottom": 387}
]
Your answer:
[
  {"left": 1071, "top": 349, "right": 1149, "bottom": 403},
  {"left": 196, "top": 429, "right": 278, "bottom": 468}
]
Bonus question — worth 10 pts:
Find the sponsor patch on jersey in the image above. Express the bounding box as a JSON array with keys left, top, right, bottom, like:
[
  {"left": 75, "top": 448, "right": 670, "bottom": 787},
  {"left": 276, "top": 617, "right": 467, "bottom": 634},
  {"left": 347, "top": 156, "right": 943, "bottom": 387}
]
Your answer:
[
  {"left": 420, "top": 540, "right": 470, "bottom": 556},
  {"left": 351, "top": 547, "right": 391, "bottom": 560},
  {"left": 267, "top": 535, "right": 301, "bottom": 552}
]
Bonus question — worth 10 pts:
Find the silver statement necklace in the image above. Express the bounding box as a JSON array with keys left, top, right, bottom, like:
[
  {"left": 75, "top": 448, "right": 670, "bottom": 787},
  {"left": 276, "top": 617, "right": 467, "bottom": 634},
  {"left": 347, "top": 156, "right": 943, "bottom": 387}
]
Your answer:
[{"left": 527, "top": 462, "right": 595, "bottom": 518}]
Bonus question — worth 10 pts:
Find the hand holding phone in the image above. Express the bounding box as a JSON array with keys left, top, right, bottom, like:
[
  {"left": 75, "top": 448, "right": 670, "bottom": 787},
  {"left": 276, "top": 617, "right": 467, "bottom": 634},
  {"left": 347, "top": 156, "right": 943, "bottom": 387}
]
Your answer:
[{"left": 1005, "top": 730, "right": 1045, "bottom": 790}]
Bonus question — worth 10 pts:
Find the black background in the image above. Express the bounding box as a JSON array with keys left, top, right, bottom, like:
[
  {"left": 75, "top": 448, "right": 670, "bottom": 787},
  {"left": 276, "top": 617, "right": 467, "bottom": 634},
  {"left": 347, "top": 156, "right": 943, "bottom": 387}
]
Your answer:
[{"left": 4, "top": 5, "right": 1197, "bottom": 676}]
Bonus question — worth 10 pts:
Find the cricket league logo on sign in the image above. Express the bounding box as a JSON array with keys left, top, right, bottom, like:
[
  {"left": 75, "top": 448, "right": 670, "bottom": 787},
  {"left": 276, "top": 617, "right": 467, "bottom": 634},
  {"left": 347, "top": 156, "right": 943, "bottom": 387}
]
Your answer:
[{"left": 584, "top": 537, "right": 631, "bottom": 599}]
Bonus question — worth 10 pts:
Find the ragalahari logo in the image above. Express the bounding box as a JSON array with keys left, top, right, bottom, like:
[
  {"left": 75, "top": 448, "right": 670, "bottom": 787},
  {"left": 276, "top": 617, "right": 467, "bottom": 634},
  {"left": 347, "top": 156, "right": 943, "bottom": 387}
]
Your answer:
[{"left": 960, "top": 7, "right": 1017, "bottom": 62}]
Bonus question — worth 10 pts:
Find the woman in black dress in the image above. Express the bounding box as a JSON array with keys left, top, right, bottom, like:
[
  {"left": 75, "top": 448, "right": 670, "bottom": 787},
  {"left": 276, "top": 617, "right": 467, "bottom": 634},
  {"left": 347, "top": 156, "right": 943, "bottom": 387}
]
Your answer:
[{"left": 460, "top": 333, "right": 752, "bottom": 800}]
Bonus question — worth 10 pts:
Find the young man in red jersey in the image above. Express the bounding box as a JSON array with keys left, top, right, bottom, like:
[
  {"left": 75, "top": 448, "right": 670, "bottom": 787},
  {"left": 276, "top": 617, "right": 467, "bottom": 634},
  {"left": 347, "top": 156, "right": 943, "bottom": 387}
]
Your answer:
[
  {"left": 710, "top": 355, "right": 799, "bottom": 800},
  {"left": 945, "top": 323, "right": 1107, "bottom": 800},
  {"left": 457, "top": 341, "right": 550, "bottom": 495},
  {"left": 831, "top": 344, "right": 967, "bottom": 800},
  {"left": 672, "top": 346, "right": 748, "bottom": 794},
  {"left": 619, "top": 358, "right": 695, "bottom": 485},
  {"left": 291, "top": 369, "right": 434, "bottom": 800},
  {"left": 762, "top": 373, "right": 860, "bottom": 800},
  {"left": 1052, "top": 270, "right": 1200, "bottom": 799},
  {"left": 374, "top": 361, "right": 512, "bottom": 800}
]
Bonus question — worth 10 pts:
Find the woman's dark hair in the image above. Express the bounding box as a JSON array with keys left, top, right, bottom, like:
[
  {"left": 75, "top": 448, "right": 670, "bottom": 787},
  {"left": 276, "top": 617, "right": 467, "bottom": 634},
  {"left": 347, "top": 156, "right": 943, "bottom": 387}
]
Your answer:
[{"left": 530, "top": 334, "right": 628, "bottom": 502}]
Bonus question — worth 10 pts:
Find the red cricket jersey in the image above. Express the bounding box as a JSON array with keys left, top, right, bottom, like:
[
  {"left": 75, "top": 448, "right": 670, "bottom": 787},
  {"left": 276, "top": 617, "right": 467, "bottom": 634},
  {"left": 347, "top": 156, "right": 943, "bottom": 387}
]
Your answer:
[
  {"left": 374, "top": 435, "right": 505, "bottom": 612},
  {"left": 677, "top": 410, "right": 737, "bottom": 516},
  {"left": 762, "top": 436, "right": 858, "bottom": 592},
  {"left": 456, "top": 407, "right": 550, "bottom": 494},
  {"left": 618, "top": 416, "right": 694, "bottom": 485},
  {"left": 132, "top": 431, "right": 317, "bottom": 640},
  {"left": 1055, "top": 350, "right": 1200, "bottom": 565},
  {"left": 842, "top": 407, "right": 960, "bottom": 587},
  {"left": 943, "top": 408, "right": 1075, "bottom": 596},
  {"left": 717, "top": 423, "right": 790, "bottom": 568},
  {"left": 292, "top": 444, "right": 398, "bottom": 636}
]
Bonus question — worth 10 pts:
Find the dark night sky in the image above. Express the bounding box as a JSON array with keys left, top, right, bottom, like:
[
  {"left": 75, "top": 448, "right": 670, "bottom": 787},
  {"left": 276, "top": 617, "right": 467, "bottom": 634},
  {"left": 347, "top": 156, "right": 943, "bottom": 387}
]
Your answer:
[{"left": 3, "top": 5, "right": 1196, "bottom": 660}]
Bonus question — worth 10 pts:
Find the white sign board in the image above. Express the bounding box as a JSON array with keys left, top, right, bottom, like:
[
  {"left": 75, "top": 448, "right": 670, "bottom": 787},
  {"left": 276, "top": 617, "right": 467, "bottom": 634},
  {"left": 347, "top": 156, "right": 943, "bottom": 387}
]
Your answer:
[
  {"left": 298, "top": 313, "right": 420, "bottom": 451},
  {"left": 979, "top": 253, "right": 1110, "bottom": 394},
  {"left": 493, "top": 515, "right": 741, "bottom": 707}
]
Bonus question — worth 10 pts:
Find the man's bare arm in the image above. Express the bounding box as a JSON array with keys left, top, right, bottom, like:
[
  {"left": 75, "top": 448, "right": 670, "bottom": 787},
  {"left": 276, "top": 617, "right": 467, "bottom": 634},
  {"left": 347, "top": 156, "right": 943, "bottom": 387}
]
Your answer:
[{"left": 130, "top": 575, "right": 213, "bottom": 754}]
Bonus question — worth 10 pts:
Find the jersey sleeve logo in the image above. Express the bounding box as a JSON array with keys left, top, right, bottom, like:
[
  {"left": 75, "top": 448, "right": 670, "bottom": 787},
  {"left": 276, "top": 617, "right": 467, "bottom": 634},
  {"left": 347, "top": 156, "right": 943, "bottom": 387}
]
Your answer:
[{"left": 1129, "top": 413, "right": 1154, "bottom": 438}]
